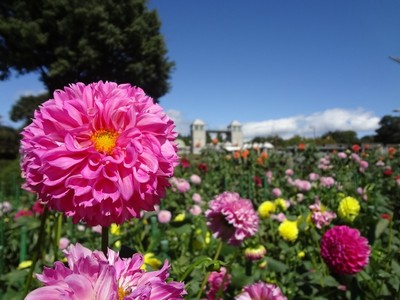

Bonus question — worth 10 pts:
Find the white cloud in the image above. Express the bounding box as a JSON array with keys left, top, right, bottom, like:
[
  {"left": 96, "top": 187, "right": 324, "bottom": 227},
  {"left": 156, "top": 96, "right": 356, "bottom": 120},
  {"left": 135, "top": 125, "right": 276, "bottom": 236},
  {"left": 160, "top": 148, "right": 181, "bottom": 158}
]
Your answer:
[
  {"left": 166, "top": 108, "right": 380, "bottom": 141},
  {"left": 242, "top": 108, "right": 380, "bottom": 140},
  {"left": 166, "top": 109, "right": 191, "bottom": 136}
]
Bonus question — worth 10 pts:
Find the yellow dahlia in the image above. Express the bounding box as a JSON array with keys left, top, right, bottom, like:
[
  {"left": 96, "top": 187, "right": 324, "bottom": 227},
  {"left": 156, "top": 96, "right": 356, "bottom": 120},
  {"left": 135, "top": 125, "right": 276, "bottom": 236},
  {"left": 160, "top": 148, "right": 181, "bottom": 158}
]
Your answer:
[
  {"left": 338, "top": 196, "right": 360, "bottom": 222},
  {"left": 278, "top": 220, "right": 299, "bottom": 242},
  {"left": 258, "top": 201, "right": 276, "bottom": 218}
]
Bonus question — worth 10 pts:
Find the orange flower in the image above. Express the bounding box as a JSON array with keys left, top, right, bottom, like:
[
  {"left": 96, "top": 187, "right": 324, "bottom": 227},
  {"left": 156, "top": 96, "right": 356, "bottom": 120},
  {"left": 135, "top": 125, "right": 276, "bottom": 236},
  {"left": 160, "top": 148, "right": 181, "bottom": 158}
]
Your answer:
[
  {"left": 212, "top": 138, "right": 219, "bottom": 145},
  {"left": 241, "top": 149, "right": 250, "bottom": 159},
  {"left": 388, "top": 147, "right": 396, "bottom": 157},
  {"left": 260, "top": 151, "right": 268, "bottom": 160},
  {"left": 298, "top": 143, "right": 305, "bottom": 151},
  {"left": 233, "top": 151, "right": 240, "bottom": 159}
]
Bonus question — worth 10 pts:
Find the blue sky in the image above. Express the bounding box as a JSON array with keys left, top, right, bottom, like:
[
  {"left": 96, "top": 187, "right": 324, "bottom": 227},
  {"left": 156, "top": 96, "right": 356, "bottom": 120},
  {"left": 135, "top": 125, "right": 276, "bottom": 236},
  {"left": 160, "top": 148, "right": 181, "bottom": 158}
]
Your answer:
[{"left": 1, "top": 0, "right": 399, "bottom": 140}]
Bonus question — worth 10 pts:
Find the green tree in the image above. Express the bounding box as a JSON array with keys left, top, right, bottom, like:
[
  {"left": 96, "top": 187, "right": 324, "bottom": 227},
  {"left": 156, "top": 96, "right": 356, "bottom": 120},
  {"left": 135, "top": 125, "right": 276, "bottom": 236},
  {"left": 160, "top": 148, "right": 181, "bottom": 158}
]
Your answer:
[
  {"left": 10, "top": 93, "right": 49, "bottom": 127},
  {"left": 321, "top": 130, "right": 359, "bottom": 145},
  {"left": 0, "top": 125, "right": 19, "bottom": 159},
  {"left": 0, "top": 0, "right": 174, "bottom": 101},
  {"left": 375, "top": 115, "right": 400, "bottom": 144}
]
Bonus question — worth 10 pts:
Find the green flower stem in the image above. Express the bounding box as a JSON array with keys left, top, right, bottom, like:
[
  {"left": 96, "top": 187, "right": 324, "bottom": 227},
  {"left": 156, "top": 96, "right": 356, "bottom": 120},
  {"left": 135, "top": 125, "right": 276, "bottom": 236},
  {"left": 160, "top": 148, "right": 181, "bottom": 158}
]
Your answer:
[
  {"left": 23, "top": 206, "right": 49, "bottom": 298},
  {"left": 102, "top": 226, "right": 109, "bottom": 256},
  {"left": 19, "top": 225, "right": 27, "bottom": 262},
  {"left": 216, "top": 247, "right": 239, "bottom": 299},
  {"left": 196, "top": 240, "right": 223, "bottom": 299},
  {"left": 53, "top": 213, "right": 63, "bottom": 261}
]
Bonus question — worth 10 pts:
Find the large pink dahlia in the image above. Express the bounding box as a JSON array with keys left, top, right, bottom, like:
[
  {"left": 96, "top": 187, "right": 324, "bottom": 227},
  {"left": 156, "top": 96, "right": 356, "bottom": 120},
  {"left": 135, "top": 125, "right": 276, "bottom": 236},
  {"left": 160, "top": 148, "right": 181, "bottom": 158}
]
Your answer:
[
  {"left": 205, "top": 192, "right": 259, "bottom": 246},
  {"left": 235, "top": 281, "right": 287, "bottom": 300},
  {"left": 320, "top": 225, "right": 370, "bottom": 275},
  {"left": 25, "top": 243, "right": 186, "bottom": 300},
  {"left": 20, "top": 81, "right": 179, "bottom": 226}
]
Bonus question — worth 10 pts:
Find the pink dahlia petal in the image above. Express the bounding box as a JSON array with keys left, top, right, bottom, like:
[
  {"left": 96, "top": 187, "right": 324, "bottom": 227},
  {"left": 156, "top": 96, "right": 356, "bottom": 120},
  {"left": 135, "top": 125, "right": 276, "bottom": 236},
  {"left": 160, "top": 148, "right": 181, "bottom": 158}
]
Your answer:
[
  {"left": 20, "top": 81, "right": 179, "bottom": 226},
  {"left": 205, "top": 192, "right": 259, "bottom": 246},
  {"left": 26, "top": 243, "right": 186, "bottom": 299},
  {"left": 320, "top": 225, "right": 370, "bottom": 275},
  {"left": 235, "top": 281, "right": 287, "bottom": 300},
  {"left": 25, "top": 284, "right": 73, "bottom": 300}
]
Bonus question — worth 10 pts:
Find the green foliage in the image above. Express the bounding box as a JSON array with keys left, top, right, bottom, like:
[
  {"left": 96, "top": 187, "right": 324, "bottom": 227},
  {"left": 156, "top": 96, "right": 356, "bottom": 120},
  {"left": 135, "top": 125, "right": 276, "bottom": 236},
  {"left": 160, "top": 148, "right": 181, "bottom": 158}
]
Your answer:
[
  {"left": 1, "top": 145, "right": 400, "bottom": 299},
  {"left": 10, "top": 93, "right": 49, "bottom": 127},
  {"left": 321, "top": 130, "right": 359, "bottom": 145},
  {"left": 0, "top": 0, "right": 174, "bottom": 100},
  {"left": 0, "top": 126, "right": 19, "bottom": 159},
  {"left": 375, "top": 115, "right": 400, "bottom": 144}
]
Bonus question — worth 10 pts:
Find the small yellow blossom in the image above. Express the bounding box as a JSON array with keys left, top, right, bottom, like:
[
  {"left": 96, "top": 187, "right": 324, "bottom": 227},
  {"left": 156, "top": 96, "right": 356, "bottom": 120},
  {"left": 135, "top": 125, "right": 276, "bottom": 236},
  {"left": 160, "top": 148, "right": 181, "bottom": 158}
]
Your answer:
[
  {"left": 141, "top": 253, "right": 162, "bottom": 270},
  {"left": 278, "top": 220, "right": 299, "bottom": 242},
  {"left": 258, "top": 260, "right": 267, "bottom": 269},
  {"left": 338, "top": 196, "right": 360, "bottom": 222},
  {"left": 274, "top": 198, "right": 287, "bottom": 211},
  {"left": 110, "top": 223, "right": 121, "bottom": 236},
  {"left": 205, "top": 231, "right": 211, "bottom": 244},
  {"left": 258, "top": 201, "right": 276, "bottom": 218},
  {"left": 17, "top": 260, "right": 32, "bottom": 270},
  {"left": 114, "top": 240, "right": 121, "bottom": 249},
  {"left": 173, "top": 213, "right": 185, "bottom": 222},
  {"left": 297, "top": 251, "right": 305, "bottom": 259}
]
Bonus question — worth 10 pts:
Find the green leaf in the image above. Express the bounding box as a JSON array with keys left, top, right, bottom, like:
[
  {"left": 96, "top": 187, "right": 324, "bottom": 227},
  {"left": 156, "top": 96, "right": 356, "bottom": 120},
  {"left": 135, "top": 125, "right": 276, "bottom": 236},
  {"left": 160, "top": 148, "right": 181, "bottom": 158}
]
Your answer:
[
  {"left": 375, "top": 219, "right": 389, "bottom": 239},
  {"left": 266, "top": 257, "right": 288, "bottom": 273},
  {"left": 322, "top": 275, "right": 339, "bottom": 287}
]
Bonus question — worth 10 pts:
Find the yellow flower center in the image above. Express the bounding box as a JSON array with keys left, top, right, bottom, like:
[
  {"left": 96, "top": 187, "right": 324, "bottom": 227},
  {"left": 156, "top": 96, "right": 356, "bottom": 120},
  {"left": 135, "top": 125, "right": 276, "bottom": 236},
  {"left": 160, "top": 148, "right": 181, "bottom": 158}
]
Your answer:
[
  {"left": 118, "top": 287, "right": 128, "bottom": 300},
  {"left": 91, "top": 130, "right": 118, "bottom": 154}
]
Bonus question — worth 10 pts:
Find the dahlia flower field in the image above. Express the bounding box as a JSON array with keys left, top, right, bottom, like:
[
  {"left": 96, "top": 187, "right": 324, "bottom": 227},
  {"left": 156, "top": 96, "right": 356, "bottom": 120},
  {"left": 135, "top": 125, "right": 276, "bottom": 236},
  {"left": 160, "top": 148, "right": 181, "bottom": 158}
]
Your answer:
[{"left": 0, "top": 83, "right": 399, "bottom": 299}]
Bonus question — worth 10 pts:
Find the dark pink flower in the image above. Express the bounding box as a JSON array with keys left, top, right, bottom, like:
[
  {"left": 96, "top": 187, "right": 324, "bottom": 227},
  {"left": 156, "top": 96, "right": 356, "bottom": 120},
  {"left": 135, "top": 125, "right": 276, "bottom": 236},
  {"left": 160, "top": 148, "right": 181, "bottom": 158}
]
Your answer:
[
  {"left": 235, "top": 281, "right": 287, "bottom": 300},
  {"left": 20, "top": 82, "right": 179, "bottom": 227},
  {"left": 205, "top": 192, "right": 258, "bottom": 246},
  {"left": 14, "top": 209, "right": 33, "bottom": 220},
  {"left": 198, "top": 162, "right": 209, "bottom": 173},
  {"left": 32, "top": 200, "right": 46, "bottom": 215},
  {"left": 320, "top": 226, "right": 370, "bottom": 275},
  {"left": 206, "top": 267, "right": 231, "bottom": 300},
  {"left": 25, "top": 243, "right": 186, "bottom": 300}
]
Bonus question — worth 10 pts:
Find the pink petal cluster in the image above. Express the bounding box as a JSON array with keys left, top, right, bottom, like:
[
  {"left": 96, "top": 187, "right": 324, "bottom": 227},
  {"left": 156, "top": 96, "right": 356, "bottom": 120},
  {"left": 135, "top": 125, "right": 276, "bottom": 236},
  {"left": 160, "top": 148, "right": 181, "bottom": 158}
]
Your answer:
[
  {"left": 272, "top": 188, "right": 282, "bottom": 198},
  {"left": 320, "top": 226, "right": 370, "bottom": 275},
  {"left": 205, "top": 192, "right": 259, "bottom": 246},
  {"left": 206, "top": 267, "right": 231, "bottom": 300},
  {"left": 20, "top": 82, "right": 179, "bottom": 227},
  {"left": 235, "top": 281, "right": 287, "bottom": 300},
  {"left": 319, "top": 176, "right": 335, "bottom": 188},
  {"left": 25, "top": 243, "right": 186, "bottom": 300},
  {"left": 170, "top": 177, "right": 191, "bottom": 193},
  {"left": 292, "top": 179, "right": 312, "bottom": 192},
  {"left": 189, "top": 174, "right": 202, "bottom": 185},
  {"left": 309, "top": 200, "right": 336, "bottom": 229}
]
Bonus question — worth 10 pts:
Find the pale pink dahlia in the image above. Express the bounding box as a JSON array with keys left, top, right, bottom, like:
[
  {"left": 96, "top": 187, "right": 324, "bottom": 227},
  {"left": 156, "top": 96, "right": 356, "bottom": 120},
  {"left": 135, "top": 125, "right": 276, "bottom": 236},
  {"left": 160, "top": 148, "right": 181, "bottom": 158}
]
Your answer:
[
  {"left": 20, "top": 81, "right": 179, "bottom": 226},
  {"left": 205, "top": 192, "right": 259, "bottom": 246},
  {"left": 235, "top": 281, "right": 287, "bottom": 300},
  {"left": 320, "top": 225, "right": 370, "bottom": 275},
  {"left": 206, "top": 267, "right": 231, "bottom": 300},
  {"left": 25, "top": 243, "right": 186, "bottom": 300}
]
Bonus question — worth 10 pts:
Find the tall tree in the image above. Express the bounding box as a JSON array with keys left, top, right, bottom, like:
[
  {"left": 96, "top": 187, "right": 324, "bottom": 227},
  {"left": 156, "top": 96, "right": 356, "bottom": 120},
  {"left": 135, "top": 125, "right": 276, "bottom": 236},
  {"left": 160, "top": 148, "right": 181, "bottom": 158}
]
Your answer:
[
  {"left": 10, "top": 93, "right": 49, "bottom": 127},
  {"left": 0, "top": 0, "right": 174, "bottom": 101},
  {"left": 375, "top": 115, "right": 400, "bottom": 144},
  {"left": 321, "top": 130, "right": 359, "bottom": 145}
]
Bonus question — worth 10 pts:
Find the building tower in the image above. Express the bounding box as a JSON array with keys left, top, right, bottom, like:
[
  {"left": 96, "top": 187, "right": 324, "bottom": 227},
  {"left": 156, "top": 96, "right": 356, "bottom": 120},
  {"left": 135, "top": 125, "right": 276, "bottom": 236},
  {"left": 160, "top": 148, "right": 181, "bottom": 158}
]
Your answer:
[
  {"left": 191, "top": 119, "right": 206, "bottom": 154},
  {"left": 228, "top": 120, "right": 243, "bottom": 147}
]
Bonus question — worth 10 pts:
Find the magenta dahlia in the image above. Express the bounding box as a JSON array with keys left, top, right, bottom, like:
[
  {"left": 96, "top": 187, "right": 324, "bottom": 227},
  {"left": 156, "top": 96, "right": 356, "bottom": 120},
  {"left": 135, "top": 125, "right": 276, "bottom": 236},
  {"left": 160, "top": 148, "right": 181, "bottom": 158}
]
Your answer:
[
  {"left": 205, "top": 192, "right": 259, "bottom": 246},
  {"left": 320, "top": 225, "right": 370, "bottom": 275},
  {"left": 20, "top": 81, "right": 179, "bottom": 226},
  {"left": 25, "top": 243, "right": 186, "bottom": 300},
  {"left": 235, "top": 281, "right": 287, "bottom": 300}
]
